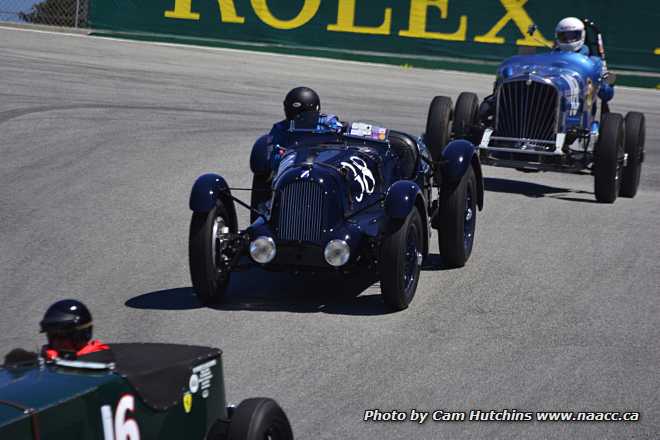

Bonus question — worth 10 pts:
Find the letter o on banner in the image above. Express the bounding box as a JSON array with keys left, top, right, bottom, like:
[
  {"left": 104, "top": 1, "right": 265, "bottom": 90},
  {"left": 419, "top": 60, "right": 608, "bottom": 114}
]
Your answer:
[{"left": 251, "top": 0, "right": 321, "bottom": 30}]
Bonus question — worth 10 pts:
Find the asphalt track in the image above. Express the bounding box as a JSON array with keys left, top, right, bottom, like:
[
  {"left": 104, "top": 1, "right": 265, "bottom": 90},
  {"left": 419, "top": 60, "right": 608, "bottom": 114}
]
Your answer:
[{"left": 1, "top": 27, "right": 659, "bottom": 439}]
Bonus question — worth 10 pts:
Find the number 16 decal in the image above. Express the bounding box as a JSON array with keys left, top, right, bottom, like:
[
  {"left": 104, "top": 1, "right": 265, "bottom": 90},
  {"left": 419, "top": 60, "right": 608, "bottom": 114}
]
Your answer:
[{"left": 101, "top": 394, "right": 141, "bottom": 440}]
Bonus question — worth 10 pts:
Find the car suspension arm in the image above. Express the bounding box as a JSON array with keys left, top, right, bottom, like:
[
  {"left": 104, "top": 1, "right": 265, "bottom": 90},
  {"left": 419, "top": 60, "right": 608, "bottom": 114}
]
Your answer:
[{"left": 219, "top": 188, "right": 265, "bottom": 219}]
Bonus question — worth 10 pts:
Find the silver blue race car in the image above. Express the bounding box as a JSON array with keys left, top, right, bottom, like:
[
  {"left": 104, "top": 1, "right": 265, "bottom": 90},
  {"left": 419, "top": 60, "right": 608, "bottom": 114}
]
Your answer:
[{"left": 434, "top": 20, "right": 646, "bottom": 203}]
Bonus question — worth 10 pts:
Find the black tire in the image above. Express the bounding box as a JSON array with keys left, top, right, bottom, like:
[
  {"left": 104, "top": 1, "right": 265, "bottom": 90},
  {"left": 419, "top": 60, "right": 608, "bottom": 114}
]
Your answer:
[
  {"left": 425, "top": 96, "right": 453, "bottom": 161},
  {"left": 594, "top": 112, "right": 624, "bottom": 203},
  {"left": 379, "top": 208, "right": 424, "bottom": 311},
  {"left": 250, "top": 174, "right": 271, "bottom": 223},
  {"left": 189, "top": 204, "right": 234, "bottom": 305},
  {"left": 453, "top": 92, "right": 479, "bottom": 140},
  {"left": 228, "top": 398, "right": 293, "bottom": 440},
  {"left": 620, "top": 112, "right": 645, "bottom": 198},
  {"left": 438, "top": 167, "right": 477, "bottom": 268}
]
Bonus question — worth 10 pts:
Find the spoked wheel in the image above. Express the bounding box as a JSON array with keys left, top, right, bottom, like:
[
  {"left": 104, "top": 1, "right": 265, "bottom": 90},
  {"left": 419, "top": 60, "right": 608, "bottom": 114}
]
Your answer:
[
  {"left": 594, "top": 112, "right": 625, "bottom": 203},
  {"left": 227, "top": 398, "right": 293, "bottom": 440},
  {"left": 189, "top": 204, "right": 235, "bottom": 305},
  {"left": 379, "top": 209, "right": 424, "bottom": 311},
  {"left": 438, "top": 167, "right": 477, "bottom": 268}
]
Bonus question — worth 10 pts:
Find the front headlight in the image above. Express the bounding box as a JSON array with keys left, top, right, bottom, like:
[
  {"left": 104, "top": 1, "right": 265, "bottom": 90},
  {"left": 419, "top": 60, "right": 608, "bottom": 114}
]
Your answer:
[
  {"left": 324, "top": 239, "right": 350, "bottom": 267},
  {"left": 250, "top": 236, "right": 276, "bottom": 264}
]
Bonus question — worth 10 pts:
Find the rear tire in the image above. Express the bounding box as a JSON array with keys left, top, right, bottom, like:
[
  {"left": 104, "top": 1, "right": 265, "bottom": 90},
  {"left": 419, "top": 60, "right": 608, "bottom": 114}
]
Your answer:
[
  {"left": 379, "top": 209, "right": 424, "bottom": 311},
  {"left": 453, "top": 92, "right": 479, "bottom": 141},
  {"left": 189, "top": 204, "right": 234, "bottom": 306},
  {"left": 438, "top": 167, "right": 477, "bottom": 268},
  {"left": 228, "top": 398, "right": 293, "bottom": 440},
  {"left": 250, "top": 174, "right": 271, "bottom": 223},
  {"left": 425, "top": 96, "right": 453, "bottom": 161},
  {"left": 594, "top": 113, "right": 624, "bottom": 203},
  {"left": 620, "top": 112, "right": 645, "bottom": 198}
]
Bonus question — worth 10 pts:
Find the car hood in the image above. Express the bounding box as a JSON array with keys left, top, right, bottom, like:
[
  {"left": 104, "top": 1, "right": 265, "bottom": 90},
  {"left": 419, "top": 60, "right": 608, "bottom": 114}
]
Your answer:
[
  {"left": 274, "top": 144, "right": 384, "bottom": 208},
  {"left": 498, "top": 51, "right": 603, "bottom": 89}
]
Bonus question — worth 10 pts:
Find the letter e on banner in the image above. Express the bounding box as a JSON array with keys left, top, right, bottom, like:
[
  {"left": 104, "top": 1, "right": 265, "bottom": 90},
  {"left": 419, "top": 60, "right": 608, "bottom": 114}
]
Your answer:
[{"left": 399, "top": 0, "right": 467, "bottom": 41}]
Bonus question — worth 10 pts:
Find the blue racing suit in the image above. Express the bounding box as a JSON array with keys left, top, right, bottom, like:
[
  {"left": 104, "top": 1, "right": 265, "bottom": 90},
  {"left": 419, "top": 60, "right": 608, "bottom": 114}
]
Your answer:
[{"left": 266, "top": 114, "right": 345, "bottom": 174}]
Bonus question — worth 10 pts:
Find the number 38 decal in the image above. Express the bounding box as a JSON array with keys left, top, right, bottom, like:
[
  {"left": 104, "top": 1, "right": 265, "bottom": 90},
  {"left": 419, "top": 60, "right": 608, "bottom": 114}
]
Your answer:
[
  {"left": 341, "top": 156, "right": 376, "bottom": 202},
  {"left": 101, "top": 394, "right": 141, "bottom": 440}
]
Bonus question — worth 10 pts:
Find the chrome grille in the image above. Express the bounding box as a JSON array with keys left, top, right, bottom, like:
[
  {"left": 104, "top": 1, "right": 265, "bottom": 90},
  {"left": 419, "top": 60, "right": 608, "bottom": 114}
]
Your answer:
[
  {"left": 496, "top": 80, "right": 559, "bottom": 142},
  {"left": 277, "top": 180, "right": 324, "bottom": 242}
]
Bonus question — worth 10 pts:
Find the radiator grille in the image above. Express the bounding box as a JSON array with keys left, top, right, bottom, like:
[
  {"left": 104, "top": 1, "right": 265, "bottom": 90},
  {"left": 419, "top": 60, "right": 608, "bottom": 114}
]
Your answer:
[
  {"left": 277, "top": 180, "right": 324, "bottom": 242},
  {"left": 496, "top": 80, "right": 559, "bottom": 142}
]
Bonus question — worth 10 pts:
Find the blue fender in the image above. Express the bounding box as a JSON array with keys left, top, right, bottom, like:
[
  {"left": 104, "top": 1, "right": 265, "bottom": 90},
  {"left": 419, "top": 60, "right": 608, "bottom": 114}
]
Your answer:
[
  {"left": 189, "top": 174, "right": 239, "bottom": 232},
  {"left": 250, "top": 135, "right": 273, "bottom": 175},
  {"left": 442, "top": 139, "right": 484, "bottom": 210},
  {"left": 384, "top": 180, "right": 422, "bottom": 220},
  {"left": 598, "top": 83, "right": 614, "bottom": 103},
  {"left": 384, "top": 180, "right": 429, "bottom": 256},
  {"left": 441, "top": 139, "right": 475, "bottom": 182}
]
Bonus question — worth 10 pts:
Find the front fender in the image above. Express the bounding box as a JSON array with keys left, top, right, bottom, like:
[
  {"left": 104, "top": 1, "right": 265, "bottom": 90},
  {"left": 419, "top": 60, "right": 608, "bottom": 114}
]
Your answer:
[
  {"left": 384, "top": 180, "right": 422, "bottom": 220},
  {"left": 250, "top": 134, "right": 273, "bottom": 175},
  {"left": 189, "top": 173, "right": 239, "bottom": 231},
  {"left": 471, "top": 154, "right": 484, "bottom": 210},
  {"left": 441, "top": 139, "right": 476, "bottom": 183},
  {"left": 384, "top": 180, "right": 429, "bottom": 256},
  {"left": 598, "top": 82, "right": 614, "bottom": 103}
]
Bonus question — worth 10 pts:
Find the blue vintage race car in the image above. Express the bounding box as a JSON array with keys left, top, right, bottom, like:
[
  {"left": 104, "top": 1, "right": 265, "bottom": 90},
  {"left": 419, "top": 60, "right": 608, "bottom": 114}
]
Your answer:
[
  {"left": 438, "top": 21, "right": 646, "bottom": 203},
  {"left": 188, "top": 110, "right": 484, "bottom": 311}
]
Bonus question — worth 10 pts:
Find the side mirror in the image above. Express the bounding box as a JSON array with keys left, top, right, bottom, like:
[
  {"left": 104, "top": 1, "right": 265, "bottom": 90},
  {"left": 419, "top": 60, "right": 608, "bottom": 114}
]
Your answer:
[
  {"left": 605, "top": 72, "right": 617, "bottom": 85},
  {"left": 527, "top": 24, "right": 538, "bottom": 36}
]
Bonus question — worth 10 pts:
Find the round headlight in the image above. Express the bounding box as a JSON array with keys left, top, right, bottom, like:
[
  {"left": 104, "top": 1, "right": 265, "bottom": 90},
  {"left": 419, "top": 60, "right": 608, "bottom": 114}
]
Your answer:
[
  {"left": 324, "top": 239, "right": 350, "bottom": 267},
  {"left": 250, "top": 236, "right": 276, "bottom": 264}
]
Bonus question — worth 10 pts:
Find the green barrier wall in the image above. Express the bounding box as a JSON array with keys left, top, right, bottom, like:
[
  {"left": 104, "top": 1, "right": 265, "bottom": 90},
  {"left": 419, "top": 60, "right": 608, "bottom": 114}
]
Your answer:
[{"left": 90, "top": 0, "right": 659, "bottom": 74}]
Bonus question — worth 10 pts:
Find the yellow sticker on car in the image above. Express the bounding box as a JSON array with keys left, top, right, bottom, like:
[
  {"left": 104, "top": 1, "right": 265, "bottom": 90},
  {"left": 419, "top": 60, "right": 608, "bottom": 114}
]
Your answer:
[{"left": 183, "top": 392, "right": 192, "bottom": 413}]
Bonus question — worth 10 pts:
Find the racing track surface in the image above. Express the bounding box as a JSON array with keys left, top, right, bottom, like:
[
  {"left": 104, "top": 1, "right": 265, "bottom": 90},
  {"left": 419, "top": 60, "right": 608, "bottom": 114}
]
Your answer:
[{"left": 1, "top": 27, "right": 659, "bottom": 439}]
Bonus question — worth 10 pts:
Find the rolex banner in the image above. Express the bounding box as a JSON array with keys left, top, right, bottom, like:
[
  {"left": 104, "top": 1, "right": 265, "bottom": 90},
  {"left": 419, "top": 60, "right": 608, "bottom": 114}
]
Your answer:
[{"left": 90, "top": 0, "right": 659, "bottom": 73}]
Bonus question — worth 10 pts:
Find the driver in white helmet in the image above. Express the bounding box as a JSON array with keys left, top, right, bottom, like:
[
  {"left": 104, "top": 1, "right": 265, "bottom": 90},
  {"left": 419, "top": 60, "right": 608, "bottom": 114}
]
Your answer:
[
  {"left": 554, "top": 16, "right": 614, "bottom": 103},
  {"left": 555, "top": 17, "right": 589, "bottom": 55}
]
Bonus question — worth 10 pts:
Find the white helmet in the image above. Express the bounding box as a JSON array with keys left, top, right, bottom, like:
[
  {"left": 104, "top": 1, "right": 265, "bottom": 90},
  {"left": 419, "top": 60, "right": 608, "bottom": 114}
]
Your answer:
[{"left": 555, "top": 17, "right": 585, "bottom": 52}]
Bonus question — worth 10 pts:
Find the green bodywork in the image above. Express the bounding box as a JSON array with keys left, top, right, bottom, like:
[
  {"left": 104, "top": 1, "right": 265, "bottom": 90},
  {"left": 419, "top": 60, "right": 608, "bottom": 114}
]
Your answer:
[{"left": 0, "top": 348, "right": 227, "bottom": 440}]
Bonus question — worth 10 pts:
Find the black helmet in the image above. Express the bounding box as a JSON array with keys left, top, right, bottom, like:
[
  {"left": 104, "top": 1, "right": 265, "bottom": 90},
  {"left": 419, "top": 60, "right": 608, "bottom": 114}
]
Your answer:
[
  {"left": 40, "top": 299, "right": 92, "bottom": 333},
  {"left": 284, "top": 87, "right": 320, "bottom": 120},
  {"left": 41, "top": 300, "right": 93, "bottom": 356}
]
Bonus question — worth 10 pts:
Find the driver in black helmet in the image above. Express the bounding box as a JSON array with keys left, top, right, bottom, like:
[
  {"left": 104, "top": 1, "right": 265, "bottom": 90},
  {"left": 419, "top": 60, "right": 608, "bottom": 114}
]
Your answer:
[
  {"left": 269, "top": 86, "right": 343, "bottom": 147},
  {"left": 40, "top": 299, "right": 109, "bottom": 361}
]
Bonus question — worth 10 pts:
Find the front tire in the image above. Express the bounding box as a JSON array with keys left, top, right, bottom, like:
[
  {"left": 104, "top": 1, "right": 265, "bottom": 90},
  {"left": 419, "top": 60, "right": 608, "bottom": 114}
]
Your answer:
[
  {"left": 189, "top": 204, "right": 234, "bottom": 305},
  {"left": 228, "top": 398, "right": 293, "bottom": 440},
  {"left": 379, "top": 209, "right": 424, "bottom": 311},
  {"left": 453, "top": 92, "right": 479, "bottom": 142},
  {"left": 425, "top": 96, "right": 453, "bottom": 162},
  {"left": 594, "top": 112, "right": 625, "bottom": 203},
  {"left": 620, "top": 112, "right": 645, "bottom": 198},
  {"left": 438, "top": 167, "right": 477, "bottom": 268}
]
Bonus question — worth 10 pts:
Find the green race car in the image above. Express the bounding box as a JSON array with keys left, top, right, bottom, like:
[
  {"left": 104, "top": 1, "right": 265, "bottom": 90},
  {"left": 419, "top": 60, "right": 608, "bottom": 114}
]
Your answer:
[{"left": 0, "top": 343, "right": 293, "bottom": 440}]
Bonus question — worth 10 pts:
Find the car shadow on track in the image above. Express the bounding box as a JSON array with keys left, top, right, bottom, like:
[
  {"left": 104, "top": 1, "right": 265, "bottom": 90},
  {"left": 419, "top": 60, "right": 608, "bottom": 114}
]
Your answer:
[
  {"left": 484, "top": 177, "right": 596, "bottom": 203},
  {"left": 125, "top": 268, "right": 395, "bottom": 315}
]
